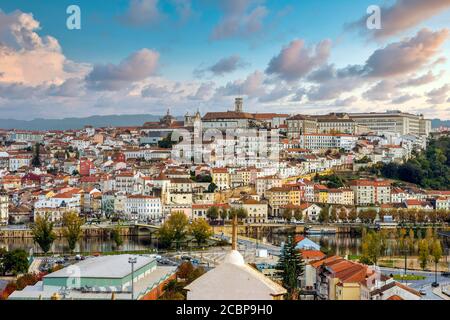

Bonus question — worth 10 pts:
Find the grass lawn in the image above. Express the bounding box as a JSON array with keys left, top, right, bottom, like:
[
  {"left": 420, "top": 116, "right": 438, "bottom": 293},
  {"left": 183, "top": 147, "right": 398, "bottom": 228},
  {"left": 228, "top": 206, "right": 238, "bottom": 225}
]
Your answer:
[{"left": 393, "top": 274, "right": 426, "bottom": 281}]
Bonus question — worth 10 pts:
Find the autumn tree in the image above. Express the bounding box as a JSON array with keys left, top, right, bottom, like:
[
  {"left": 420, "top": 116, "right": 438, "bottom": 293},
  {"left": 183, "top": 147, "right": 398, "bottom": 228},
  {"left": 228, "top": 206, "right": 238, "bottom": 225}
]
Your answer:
[
  {"left": 158, "top": 211, "right": 189, "bottom": 250},
  {"left": 338, "top": 207, "right": 347, "bottom": 223},
  {"left": 31, "top": 214, "right": 56, "bottom": 254},
  {"left": 418, "top": 239, "right": 429, "bottom": 270},
  {"left": 62, "top": 212, "right": 84, "bottom": 253},
  {"left": 431, "top": 239, "right": 442, "bottom": 285},
  {"left": 190, "top": 219, "right": 213, "bottom": 246}
]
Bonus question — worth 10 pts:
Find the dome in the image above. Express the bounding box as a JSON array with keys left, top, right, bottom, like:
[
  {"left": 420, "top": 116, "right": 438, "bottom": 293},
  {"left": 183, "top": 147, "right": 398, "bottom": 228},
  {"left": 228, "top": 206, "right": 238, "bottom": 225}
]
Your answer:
[{"left": 223, "top": 250, "right": 245, "bottom": 266}]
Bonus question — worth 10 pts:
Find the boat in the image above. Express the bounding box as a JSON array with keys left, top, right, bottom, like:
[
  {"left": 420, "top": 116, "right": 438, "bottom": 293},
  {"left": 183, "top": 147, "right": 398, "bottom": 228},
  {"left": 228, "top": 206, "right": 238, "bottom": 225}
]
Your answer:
[{"left": 305, "top": 227, "right": 337, "bottom": 235}]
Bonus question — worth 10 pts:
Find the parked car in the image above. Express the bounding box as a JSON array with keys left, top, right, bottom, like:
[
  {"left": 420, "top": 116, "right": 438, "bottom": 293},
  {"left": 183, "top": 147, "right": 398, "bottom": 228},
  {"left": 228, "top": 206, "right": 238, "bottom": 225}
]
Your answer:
[{"left": 441, "top": 271, "right": 450, "bottom": 277}]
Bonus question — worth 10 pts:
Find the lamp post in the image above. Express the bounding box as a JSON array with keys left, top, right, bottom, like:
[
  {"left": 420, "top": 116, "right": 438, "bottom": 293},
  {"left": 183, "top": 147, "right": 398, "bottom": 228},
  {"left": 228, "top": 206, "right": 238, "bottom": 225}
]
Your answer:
[{"left": 128, "top": 257, "right": 137, "bottom": 300}]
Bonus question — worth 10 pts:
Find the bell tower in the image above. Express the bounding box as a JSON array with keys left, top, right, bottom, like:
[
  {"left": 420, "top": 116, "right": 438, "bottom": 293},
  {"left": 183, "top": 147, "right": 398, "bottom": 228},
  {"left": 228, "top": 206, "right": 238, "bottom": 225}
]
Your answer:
[{"left": 235, "top": 97, "right": 243, "bottom": 113}]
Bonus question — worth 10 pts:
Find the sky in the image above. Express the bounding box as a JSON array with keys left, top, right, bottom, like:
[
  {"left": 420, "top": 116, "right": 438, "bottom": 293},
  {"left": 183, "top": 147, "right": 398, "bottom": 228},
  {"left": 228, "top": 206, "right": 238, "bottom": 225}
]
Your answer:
[{"left": 0, "top": 0, "right": 449, "bottom": 120}]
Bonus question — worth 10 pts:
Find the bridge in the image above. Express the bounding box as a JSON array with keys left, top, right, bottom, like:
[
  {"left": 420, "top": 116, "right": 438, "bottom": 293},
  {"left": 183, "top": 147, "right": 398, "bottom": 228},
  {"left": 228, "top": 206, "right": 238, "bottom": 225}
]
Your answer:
[{"left": 133, "top": 223, "right": 160, "bottom": 235}]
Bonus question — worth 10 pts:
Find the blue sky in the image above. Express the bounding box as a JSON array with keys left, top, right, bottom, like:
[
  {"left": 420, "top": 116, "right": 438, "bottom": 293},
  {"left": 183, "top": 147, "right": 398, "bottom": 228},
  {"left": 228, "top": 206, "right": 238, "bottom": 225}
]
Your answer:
[{"left": 0, "top": 0, "right": 449, "bottom": 120}]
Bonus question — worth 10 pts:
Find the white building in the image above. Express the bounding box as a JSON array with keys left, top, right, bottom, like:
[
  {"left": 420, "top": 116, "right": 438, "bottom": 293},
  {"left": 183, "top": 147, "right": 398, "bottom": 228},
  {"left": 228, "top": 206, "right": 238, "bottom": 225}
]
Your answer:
[{"left": 125, "top": 195, "right": 162, "bottom": 222}]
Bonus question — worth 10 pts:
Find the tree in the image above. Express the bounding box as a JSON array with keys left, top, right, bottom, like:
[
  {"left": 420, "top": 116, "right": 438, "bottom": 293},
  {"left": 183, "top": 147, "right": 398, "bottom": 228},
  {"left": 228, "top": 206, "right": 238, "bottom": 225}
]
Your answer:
[
  {"left": 318, "top": 205, "right": 329, "bottom": 223},
  {"left": 219, "top": 209, "right": 228, "bottom": 224},
  {"left": 282, "top": 209, "right": 293, "bottom": 223},
  {"left": 31, "top": 214, "right": 56, "bottom": 254},
  {"left": 177, "top": 261, "right": 195, "bottom": 280},
  {"left": 159, "top": 212, "right": 189, "bottom": 250},
  {"left": 62, "top": 212, "right": 84, "bottom": 253},
  {"left": 207, "top": 183, "right": 218, "bottom": 193},
  {"left": 111, "top": 226, "right": 124, "bottom": 248},
  {"left": 0, "top": 249, "right": 29, "bottom": 276},
  {"left": 431, "top": 239, "right": 442, "bottom": 285},
  {"left": 276, "top": 235, "right": 304, "bottom": 299},
  {"left": 348, "top": 208, "right": 357, "bottom": 222},
  {"left": 31, "top": 143, "right": 41, "bottom": 167},
  {"left": 418, "top": 239, "right": 429, "bottom": 270},
  {"left": 338, "top": 207, "right": 347, "bottom": 223},
  {"left": 293, "top": 209, "right": 303, "bottom": 222},
  {"left": 228, "top": 207, "right": 248, "bottom": 221},
  {"left": 190, "top": 219, "right": 213, "bottom": 246},
  {"left": 329, "top": 207, "right": 337, "bottom": 222},
  {"left": 361, "top": 231, "right": 382, "bottom": 265},
  {"left": 206, "top": 206, "right": 219, "bottom": 222}
]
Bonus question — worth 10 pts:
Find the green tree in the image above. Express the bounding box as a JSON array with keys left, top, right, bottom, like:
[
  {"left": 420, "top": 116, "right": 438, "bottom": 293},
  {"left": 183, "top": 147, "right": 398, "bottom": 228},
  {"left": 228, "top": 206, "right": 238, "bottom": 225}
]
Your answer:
[
  {"left": 31, "top": 214, "right": 56, "bottom": 254},
  {"left": 418, "top": 239, "right": 429, "bottom": 270},
  {"left": 276, "top": 235, "right": 304, "bottom": 299},
  {"left": 206, "top": 206, "right": 219, "bottom": 222},
  {"left": 228, "top": 207, "right": 248, "bottom": 221},
  {"left": 62, "top": 212, "right": 84, "bottom": 253},
  {"left": 293, "top": 209, "right": 303, "bottom": 222},
  {"left": 318, "top": 205, "right": 329, "bottom": 223},
  {"left": 282, "top": 209, "right": 293, "bottom": 223},
  {"left": 207, "top": 182, "right": 218, "bottom": 193},
  {"left": 0, "top": 249, "right": 29, "bottom": 276},
  {"left": 31, "top": 143, "right": 41, "bottom": 167},
  {"left": 219, "top": 208, "right": 228, "bottom": 224},
  {"left": 161, "top": 211, "right": 189, "bottom": 250},
  {"left": 190, "top": 219, "right": 213, "bottom": 246},
  {"left": 111, "top": 226, "right": 124, "bottom": 248}
]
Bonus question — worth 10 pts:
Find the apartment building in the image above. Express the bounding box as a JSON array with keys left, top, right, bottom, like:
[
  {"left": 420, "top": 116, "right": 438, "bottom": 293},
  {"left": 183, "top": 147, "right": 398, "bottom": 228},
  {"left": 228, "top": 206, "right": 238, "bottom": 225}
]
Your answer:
[
  {"left": 211, "top": 168, "right": 230, "bottom": 191},
  {"left": 256, "top": 175, "right": 282, "bottom": 197},
  {"left": 327, "top": 188, "right": 354, "bottom": 205},
  {"left": 349, "top": 111, "right": 431, "bottom": 137},
  {"left": 124, "top": 195, "right": 162, "bottom": 222},
  {"left": 349, "top": 179, "right": 391, "bottom": 205},
  {"left": 298, "top": 134, "right": 358, "bottom": 151}
]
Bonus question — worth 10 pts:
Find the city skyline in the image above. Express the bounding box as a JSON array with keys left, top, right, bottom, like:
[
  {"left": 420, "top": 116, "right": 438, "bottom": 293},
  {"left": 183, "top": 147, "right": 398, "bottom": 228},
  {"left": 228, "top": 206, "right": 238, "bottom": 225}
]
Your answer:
[{"left": 0, "top": 0, "right": 449, "bottom": 120}]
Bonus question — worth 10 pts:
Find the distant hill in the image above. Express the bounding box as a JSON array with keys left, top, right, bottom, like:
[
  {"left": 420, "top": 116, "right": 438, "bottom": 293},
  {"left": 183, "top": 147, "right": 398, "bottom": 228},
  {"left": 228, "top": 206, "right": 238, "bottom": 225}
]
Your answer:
[
  {"left": 431, "top": 118, "right": 450, "bottom": 128},
  {"left": 0, "top": 114, "right": 171, "bottom": 130}
]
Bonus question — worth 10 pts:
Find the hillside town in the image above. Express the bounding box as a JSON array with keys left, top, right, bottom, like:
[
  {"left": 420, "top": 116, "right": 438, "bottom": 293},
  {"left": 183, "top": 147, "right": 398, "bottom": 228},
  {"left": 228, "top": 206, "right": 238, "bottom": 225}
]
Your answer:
[{"left": 0, "top": 98, "right": 449, "bottom": 301}]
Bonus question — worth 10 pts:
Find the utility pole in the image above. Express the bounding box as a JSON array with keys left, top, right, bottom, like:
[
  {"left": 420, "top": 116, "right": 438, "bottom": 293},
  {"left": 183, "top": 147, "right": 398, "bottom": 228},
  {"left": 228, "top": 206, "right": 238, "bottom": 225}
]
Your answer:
[{"left": 128, "top": 257, "right": 137, "bottom": 300}]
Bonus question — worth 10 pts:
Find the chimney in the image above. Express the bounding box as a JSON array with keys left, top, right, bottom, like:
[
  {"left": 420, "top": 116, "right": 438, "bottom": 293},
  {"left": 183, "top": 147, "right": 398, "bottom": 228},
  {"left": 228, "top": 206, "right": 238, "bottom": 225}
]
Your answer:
[{"left": 231, "top": 214, "right": 238, "bottom": 250}]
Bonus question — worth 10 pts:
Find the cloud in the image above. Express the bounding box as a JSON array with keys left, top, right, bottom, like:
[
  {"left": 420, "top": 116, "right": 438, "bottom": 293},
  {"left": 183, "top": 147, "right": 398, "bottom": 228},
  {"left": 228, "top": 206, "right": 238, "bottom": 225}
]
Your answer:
[
  {"left": 258, "top": 84, "right": 293, "bottom": 103},
  {"left": 334, "top": 96, "right": 358, "bottom": 106},
  {"left": 391, "top": 94, "right": 420, "bottom": 104},
  {"left": 266, "top": 39, "right": 332, "bottom": 81},
  {"left": 347, "top": 0, "right": 450, "bottom": 40},
  {"left": 118, "top": 0, "right": 164, "bottom": 26},
  {"left": 427, "top": 84, "right": 450, "bottom": 104},
  {"left": 0, "top": 10, "right": 89, "bottom": 86},
  {"left": 397, "top": 71, "right": 441, "bottom": 88},
  {"left": 171, "top": 0, "right": 193, "bottom": 22},
  {"left": 48, "top": 78, "right": 86, "bottom": 97},
  {"left": 188, "top": 82, "right": 215, "bottom": 100},
  {"left": 363, "top": 80, "right": 399, "bottom": 101},
  {"left": 196, "top": 55, "right": 248, "bottom": 77},
  {"left": 86, "top": 49, "right": 159, "bottom": 91},
  {"left": 210, "top": 0, "right": 268, "bottom": 40},
  {"left": 363, "top": 28, "right": 449, "bottom": 78},
  {"left": 216, "top": 70, "right": 265, "bottom": 97}
]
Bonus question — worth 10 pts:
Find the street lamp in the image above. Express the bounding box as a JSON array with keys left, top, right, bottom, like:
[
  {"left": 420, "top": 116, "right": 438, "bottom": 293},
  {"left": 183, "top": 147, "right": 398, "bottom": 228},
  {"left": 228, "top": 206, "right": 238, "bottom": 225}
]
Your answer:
[{"left": 128, "top": 257, "right": 137, "bottom": 300}]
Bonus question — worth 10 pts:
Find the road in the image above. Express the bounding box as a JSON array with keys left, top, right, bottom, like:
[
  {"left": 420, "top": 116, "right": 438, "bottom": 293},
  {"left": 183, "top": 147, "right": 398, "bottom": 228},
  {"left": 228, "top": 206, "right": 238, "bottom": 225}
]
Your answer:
[{"left": 380, "top": 267, "right": 450, "bottom": 300}]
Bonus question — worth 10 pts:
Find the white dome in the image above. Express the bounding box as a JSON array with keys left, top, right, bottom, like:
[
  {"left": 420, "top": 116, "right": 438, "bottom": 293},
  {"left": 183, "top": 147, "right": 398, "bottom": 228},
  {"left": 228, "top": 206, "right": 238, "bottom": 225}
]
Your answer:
[{"left": 223, "top": 250, "right": 245, "bottom": 266}]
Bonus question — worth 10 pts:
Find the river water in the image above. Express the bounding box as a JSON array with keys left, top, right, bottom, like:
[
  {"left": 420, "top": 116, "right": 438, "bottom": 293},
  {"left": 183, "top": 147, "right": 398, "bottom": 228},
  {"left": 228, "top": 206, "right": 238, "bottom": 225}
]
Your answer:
[{"left": 0, "top": 233, "right": 446, "bottom": 257}]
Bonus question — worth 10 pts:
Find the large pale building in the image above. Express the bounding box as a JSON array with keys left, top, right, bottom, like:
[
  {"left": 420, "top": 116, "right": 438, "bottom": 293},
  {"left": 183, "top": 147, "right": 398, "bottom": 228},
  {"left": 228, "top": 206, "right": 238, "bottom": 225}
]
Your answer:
[{"left": 348, "top": 111, "right": 431, "bottom": 137}]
